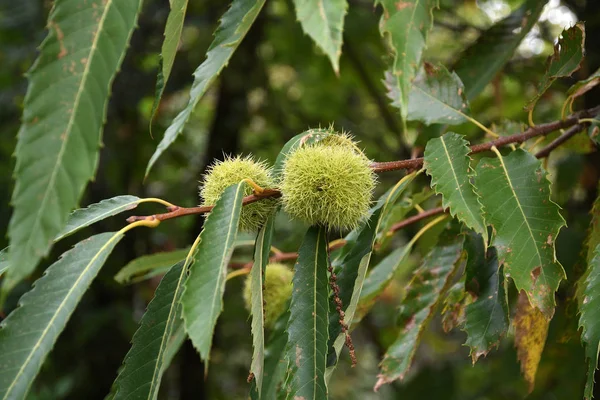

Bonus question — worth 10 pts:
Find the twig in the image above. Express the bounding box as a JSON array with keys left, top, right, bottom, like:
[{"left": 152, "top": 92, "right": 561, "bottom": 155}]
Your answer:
[
  {"left": 534, "top": 124, "right": 586, "bottom": 158},
  {"left": 388, "top": 207, "right": 447, "bottom": 234},
  {"left": 127, "top": 106, "right": 600, "bottom": 223}
]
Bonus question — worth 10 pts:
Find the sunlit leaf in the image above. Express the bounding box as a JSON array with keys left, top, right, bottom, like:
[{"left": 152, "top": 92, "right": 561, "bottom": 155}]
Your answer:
[
  {"left": 453, "top": 0, "right": 547, "bottom": 100},
  {"left": 111, "top": 261, "right": 185, "bottom": 400},
  {"left": 249, "top": 217, "right": 275, "bottom": 397},
  {"left": 114, "top": 248, "right": 190, "bottom": 284},
  {"left": 145, "top": 0, "right": 266, "bottom": 177},
  {"left": 514, "top": 291, "right": 550, "bottom": 392},
  {"left": 525, "top": 22, "right": 586, "bottom": 111},
  {"left": 292, "top": 0, "right": 347, "bottom": 73},
  {"left": 55, "top": 195, "right": 142, "bottom": 242},
  {"left": 578, "top": 244, "right": 600, "bottom": 400},
  {"left": 0, "top": 232, "right": 123, "bottom": 399},
  {"left": 424, "top": 132, "right": 486, "bottom": 238},
  {"left": 6, "top": 0, "right": 143, "bottom": 293},
  {"left": 463, "top": 235, "right": 508, "bottom": 362},
  {"left": 378, "top": 0, "right": 438, "bottom": 121},
  {"left": 284, "top": 226, "right": 329, "bottom": 399},
  {"left": 326, "top": 173, "right": 417, "bottom": 373},
  {"left": 150, "top": 0, "right": 190, "bottom": 125},
  {"left": 475, "top": 149, "right": 565, "bottom": 318},
  {"left": 374, "top": 229, "right": 464, "bottom": 390},
  {"left": 182, "top": 183, "right": 245, "bottom": 361}
]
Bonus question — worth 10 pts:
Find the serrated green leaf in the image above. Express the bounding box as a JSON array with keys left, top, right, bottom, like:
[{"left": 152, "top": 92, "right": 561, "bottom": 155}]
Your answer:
[
  {"left": 386, "top": 64, "right": 471, "bottom": 126},
  {"left": 114, "top": 248, "right": 190, "bottom": 284},
  {"left": 0, "top": 248, "right": 8, "bottom": 278},
  {"left": 111, "top": 261, "right": 185, "bottom": 400},
  {"left": 249, "top": 217, "right": 275, "bottom": 397},
  {"left": 567, "top": 67, "right": 600, "bottom": 100},
  {"left": 586, "top": 192, "right": 600, "bottom": 265},
  {"left": 463, "top": 238, "right": 508, "bottom": 362},
  {"left": 0, "top": 232, "right": 123, "bottom": 400},
  {"left": 145, "top": 0, "right": 266, "bottom": 177},
  {"left": 284, "top": 226, "right": 329, "bottom": 399},
  {"left": 579, "top": 244, "right": 600, "bottom": 400},
  {"left": 424, "top": 132, "right": 486, "bottom": 238},
  {"left": 253, "top": 310, "right": 290, "bottom": 400},
  {"left": 374, "top": 229, "right": 464, "bottom": 390},
  {"left": 326, "top": 173, "right": 418, "bottom": 372},
  {"left": 514, "top": 291, "right": 549, "bottom": 392},
  {"left": 378, "top": 0, "right": 438, "bottom": 121},
  {"left": 475, "top": 149, "right": 565, "bottom": 318},
  {"left": 7, "top": 0, "right": 143, "bottom": 293},
  {"left": 272, "top": 128, "right": 333, "bottom": 180},
  {"left": 525, "top": 22, "right": 585, "bottom": 111},
  {"left": 182, "top": 183, "right": 245, "bottom": 361},
  {"left": 453, "top": 0, "right": 547, "bottom": 100},
  {"left": 292, "top": 0, "right": 347, "bottom": 73},
  {"left": 150, "top": 0, "right": 190, "bottom": 126},
  {"left": 55, "top": 195, "right": 142, "bottom": 242}
]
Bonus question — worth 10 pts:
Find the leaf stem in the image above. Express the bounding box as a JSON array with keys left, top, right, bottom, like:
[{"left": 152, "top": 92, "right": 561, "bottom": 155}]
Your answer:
[
  {"left": 138, "top": 198, "right": 176, "bottom": 208},
  {"left": 465, "top": 115, "right": 499, "bottom": 138}
]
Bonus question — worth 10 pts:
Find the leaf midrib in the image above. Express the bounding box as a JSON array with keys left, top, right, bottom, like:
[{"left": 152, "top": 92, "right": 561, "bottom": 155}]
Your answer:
[
  {"left": 25, "top": 0, "right": 114, "bottom": 257},
  {"left": 312, "top": 229, "right": 321, "bottom": 399},
  {"left": 3, "top": 232, "right": 121, "bottom": 399}
]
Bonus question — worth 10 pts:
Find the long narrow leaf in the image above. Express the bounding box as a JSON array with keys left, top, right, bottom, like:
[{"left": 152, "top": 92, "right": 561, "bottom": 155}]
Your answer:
[
  {"left": 579, "top": 244, "right": 600, "bottom": 399},
  {"left": 0, "top": 232, "right": 123, "bottom": 399},
  {"left": 7, "top": 0, "right": 142, "bottom": 292},
  {"left": 150, "top": 0, "right": 190, "bottom": 125},
  {"left": 292, "top": 0, "right": 347, "bottom": 73},
  {"left": 114, "top": 248, "right": 190, "bottom": 284},
  {"left": 249, "top": 217, "right": 275, "bottom": 397},
  {"left": 375, "top": 229, "right": 464, "bottom": 390},
  {"left": 284, "top": 226, "right": 329, "bottom": 399},
  {"left": 55, "top": 195, "right": 142, "bottom": 241},
  {"left": 145, "top": 0, "right": 266, "bottom": 176},
  {"left": 182, "top": 183, "right": 245, "bottom": 360},
  {"left": 0, "top": 248, "right": 8, "bottom": 278},
  {"left": 111, "top": 261, "right": 185, "bottom": 400},
  {"left": 475, "top": 149, "right": 565, "bottom": 318}
]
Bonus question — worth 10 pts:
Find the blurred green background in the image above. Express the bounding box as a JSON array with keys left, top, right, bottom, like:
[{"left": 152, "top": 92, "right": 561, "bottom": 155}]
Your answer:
[{"left": 1, "top": 0, "right": 599, "bottom": 398}]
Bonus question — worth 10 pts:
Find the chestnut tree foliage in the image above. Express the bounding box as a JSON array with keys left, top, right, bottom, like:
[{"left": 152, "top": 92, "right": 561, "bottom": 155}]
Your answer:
[{"left": 1, "top": 0, "right": 600, "bottom": 399}]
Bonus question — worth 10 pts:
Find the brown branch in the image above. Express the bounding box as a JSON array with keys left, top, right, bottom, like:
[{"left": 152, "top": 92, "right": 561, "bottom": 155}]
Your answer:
[
  {"left": 128, "top": 106, "right": 599, "bottom": 223},
  {"left": 371, "top": 105, "right": 600, "bottom": 173},
  {"left": 534, "top": 124, "right": 586, "bottom": 158},
  {"left": 388, "top": 206, "right": 447, "bottom": 234}
]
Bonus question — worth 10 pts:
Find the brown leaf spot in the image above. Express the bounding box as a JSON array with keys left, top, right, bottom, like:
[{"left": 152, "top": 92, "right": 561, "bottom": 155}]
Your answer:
[
  {"left": 50, "top": 21, "right": 68, "bottom": 59},
  {"left": 546, "top": 234, "right": 553, "bottom": 246},
  {"left": 295, "top": 345, "right": 302, "bottom": 368},
  {"left": 514, "top": 291, "right": 550, "bottom": 393},
  {"left": 395, "top": 1, "right": 412, "bottom": 11},
  {"left": 531, "top": 266, "right": 541, "bottom": 283}
]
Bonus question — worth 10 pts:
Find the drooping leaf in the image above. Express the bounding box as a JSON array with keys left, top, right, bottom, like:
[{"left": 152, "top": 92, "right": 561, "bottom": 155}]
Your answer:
[
  {"left": 249, "top": 217, "right": 275, "bottom": 397},
  {"left": 284, "top": 226, "right": 329, "bottom": 399},
  {"left": 326, "top": 173, "right": 417, "bottom": 371},
  {"left": 145, "top": 0, "right": 266, "bottom": 176},
  {"left": 386, "top": 64, "right": 470, "bottom": 126},
  {"left": 114, "top": 248, "right": 190, "bottom": 284},
  {"left": 182, "top": 183, "right": 245, "bottom": 361},
  {"left": 576, "top": 192, "right": 600, "bottom": 305},
  {"left": 111, "top": 261, "right": 185, "bottom": 400},
  {"left": 292, "top": 0, "right": 347, "bottom": 73},
  {"left": 0, "top": 232, "right": 123, "bottom": 400},
  {"left": 7, "top": 0, "right": 143, "bottom": 293},
  {"left": 514, "top": 291, "right": 550, "bottom": 392},
  {"left": 578, "top": 244, "right": 600, "bottom": 400},
  {"left": 272, "top": 128, "right": 333, "bottom": 180},
  {"left": 424, "top": 132, "right": 486, "bottom": 238},
  {"left": 150, "top": 0, "right": 190, "bottom": 125},
  {"left": 0, "top": 248, "right": 8, "bottom": 278},
  {"left": 374, "top": 229, "right": 464, "bottom": 390},
  {"left": 453, "top": 0, "right": 547, "bottom": 100},
  {"left": 55, "top": 195, "right": 142, "bottom": 242},
  {"left": 475, "top": 149, "right": 566, "bottom": 318},
  {"left": 377, "top": 0, "right": 438, "bottom": 121},
  {"left": 525, "top": 23, "right": 586, "bottom": 111},
  {"left": 567, "top": 67, "right": 600, "bottom": 101},
  {"left": 463, "top": 237, "right": 509, "bottom": 362}
]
